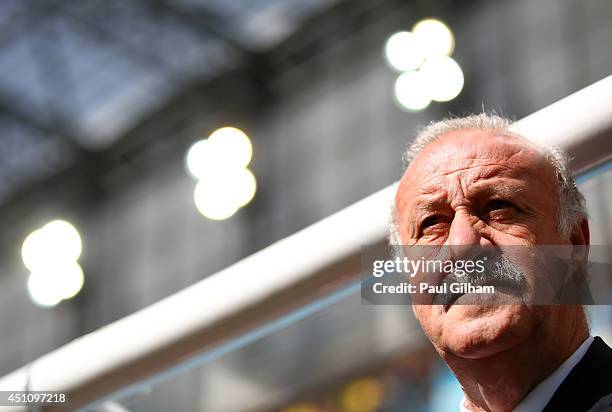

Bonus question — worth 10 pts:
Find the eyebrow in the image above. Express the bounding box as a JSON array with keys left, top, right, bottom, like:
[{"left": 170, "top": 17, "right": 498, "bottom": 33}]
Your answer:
[
  {"left": 473, "top": 184, "right": 527, "bottom": 199},
  {"left": 410, "top": 196, "right": 448, "bottom": 217},
  {"left": 410, "top": 179, "right": 529, "bottom": 213}
]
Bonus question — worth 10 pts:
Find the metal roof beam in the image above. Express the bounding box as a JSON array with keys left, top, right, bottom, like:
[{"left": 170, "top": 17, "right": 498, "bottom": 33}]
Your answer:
[
  {"left": 0, "top": 92, "right": 88, "bottom": 157},
  {"left": 144, "top": 0, "right": 254, "bottom": 58}
]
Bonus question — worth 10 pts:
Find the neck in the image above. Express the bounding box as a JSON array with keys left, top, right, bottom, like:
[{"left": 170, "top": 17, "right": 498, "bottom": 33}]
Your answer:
[{"left": 447, "top": 311, "right": 589, "bottom": 412}]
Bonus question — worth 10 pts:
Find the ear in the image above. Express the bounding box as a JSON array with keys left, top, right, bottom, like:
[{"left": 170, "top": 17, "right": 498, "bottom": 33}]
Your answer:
[
  {"left": 569, "top": 218, "right": 590, "bottom": 263},
  {"left": 570, "top": 218, "right": 590, "bottom": 246}
]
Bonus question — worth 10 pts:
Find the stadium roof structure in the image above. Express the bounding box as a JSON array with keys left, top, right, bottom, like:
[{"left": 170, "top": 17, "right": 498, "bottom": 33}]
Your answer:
[{"left": 0, "top": 0, "right": 348, "bottom": 206}]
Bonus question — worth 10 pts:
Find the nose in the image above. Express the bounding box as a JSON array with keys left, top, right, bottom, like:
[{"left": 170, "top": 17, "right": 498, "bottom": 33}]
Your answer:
[
  {"left": 444, "top": 211, "right": 491, "bottom": 261},
  {"left": 445, "top": 211, "right": 492, "bottom": 249}
]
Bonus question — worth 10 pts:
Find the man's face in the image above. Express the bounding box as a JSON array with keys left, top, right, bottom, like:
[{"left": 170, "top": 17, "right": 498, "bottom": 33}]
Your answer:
[{"left": 395, "top": 130, "right": 573, "bottom": 359}]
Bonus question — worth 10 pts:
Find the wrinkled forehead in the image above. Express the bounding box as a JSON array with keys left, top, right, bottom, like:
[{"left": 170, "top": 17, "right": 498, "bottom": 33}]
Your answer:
[{"left": 403, "top": 130, "right": 549, "bottom": 184}]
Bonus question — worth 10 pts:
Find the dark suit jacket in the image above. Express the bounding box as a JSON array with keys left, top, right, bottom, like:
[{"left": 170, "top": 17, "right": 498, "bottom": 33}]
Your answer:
[{"left": 543, "top": 336, "right": 612, "bottom": 411}]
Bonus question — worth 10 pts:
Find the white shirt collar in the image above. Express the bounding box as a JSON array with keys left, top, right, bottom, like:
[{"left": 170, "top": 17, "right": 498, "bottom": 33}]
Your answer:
[{"left": 460, "top": 336, "right": 594, "bottom": 412}]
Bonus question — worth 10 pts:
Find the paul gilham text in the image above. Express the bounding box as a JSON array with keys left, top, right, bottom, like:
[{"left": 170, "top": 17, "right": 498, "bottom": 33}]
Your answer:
[{"left": 373, "top": 282, "right": 495, "bottom": 294}]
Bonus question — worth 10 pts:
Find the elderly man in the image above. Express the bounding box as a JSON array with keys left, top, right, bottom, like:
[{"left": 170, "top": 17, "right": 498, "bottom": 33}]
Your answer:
[{"left": 390, "top": 114, "right": 612, "bottom": 411}]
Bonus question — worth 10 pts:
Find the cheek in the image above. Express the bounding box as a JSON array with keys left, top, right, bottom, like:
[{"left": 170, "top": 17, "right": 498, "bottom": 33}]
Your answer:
[
  {"left": 412, "top": 305, "right": 442, "bottom": 340},
  {"left": 535, "top": 223, "right": 567, "bottom": 244},
  {"left": 487, "top": 221, "right": 544, "bottom": 245},
  {"left": 514, "top": 210, "right": 563, "bottom": 244}
]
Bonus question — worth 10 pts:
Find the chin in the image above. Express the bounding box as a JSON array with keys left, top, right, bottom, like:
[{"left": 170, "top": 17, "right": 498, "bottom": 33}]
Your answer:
[{"left": 438, "top": 304, "right": 535, "bottom": 359}]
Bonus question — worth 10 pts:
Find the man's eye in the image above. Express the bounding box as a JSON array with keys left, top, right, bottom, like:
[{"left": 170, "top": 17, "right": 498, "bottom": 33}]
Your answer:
[
  {"left": 485, "top": 199, "right": 515, "bottom": 211},
  {"left": 420, "top": 215, "right": 447, "bottom": 233}
]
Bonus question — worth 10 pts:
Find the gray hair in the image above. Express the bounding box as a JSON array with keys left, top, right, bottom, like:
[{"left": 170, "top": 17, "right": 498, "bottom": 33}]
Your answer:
[{"left": 389, "top": 113, "right": 588, "bottom": 245}]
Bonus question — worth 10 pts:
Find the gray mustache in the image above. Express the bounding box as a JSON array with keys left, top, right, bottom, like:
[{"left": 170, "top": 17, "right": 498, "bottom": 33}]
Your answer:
[{"left": 432, "top": 256, "right": 527, "bottom": 306}]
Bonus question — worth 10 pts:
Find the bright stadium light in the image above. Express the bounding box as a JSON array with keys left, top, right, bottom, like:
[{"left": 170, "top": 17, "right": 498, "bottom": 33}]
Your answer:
[
  {"left": 27, "top": 263, "right": 85, "bottom": 307},
  {"left": 420, "top": 56, "right": 464, "bottom": 102},
  {"left": 193, "top": 167, "right": 257, "bottom": 220},
  {"left": 185, "top": 127, "right": 253, "bottom": 180},
  {"left": 21, "top": 220, "right": 82, "bottom": 272},
  {"left": 234, "top": 168, "right": 257, "bottom": 207},
  {"left": 21, "top": 229, "right": 44, "bottom": 272},
  {"left": 27, "top": 271, "right": 63, "bottom": 307},
  {"left": 185, "top": 140, "right": 219, "bottom": 180},
  {"left": 394, "top": 71, "right": 431, "bottom": 111},
  {"left": 384, "top": 31, "right": 425, "bottom": 72},
  {"left": 384, "top": 18, "right": 462, "bottom": 111},
  {"left": 22, "top": 220, "right": 85, "bottom": 307},
  {"left": 412, "top": 18, "right": 455, "bottom": 58},
  {"left": 187, "top": 127, "right": 256, "bottom": 220},
  {"left": 208, "top": 127, "right": 253, "bottom": 169},
  {"left": 57, "top": 262, "right": 85, "bottom": 299},
  {"left": 194, "top": 179, "right": 240, "bottom": 221}
]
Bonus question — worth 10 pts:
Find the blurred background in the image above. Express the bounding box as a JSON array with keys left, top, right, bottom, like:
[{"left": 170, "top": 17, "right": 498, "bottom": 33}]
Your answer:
[{"left": 0, "top": 0, "right": 612, "bottom": 411}]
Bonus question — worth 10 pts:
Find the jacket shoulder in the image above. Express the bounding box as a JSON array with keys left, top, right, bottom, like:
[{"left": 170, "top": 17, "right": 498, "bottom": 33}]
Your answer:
[{"left": 544, "top": 336, "right": 612, "bottom": 411}]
